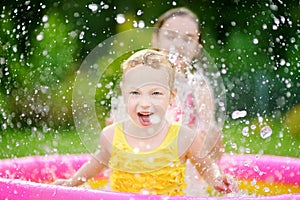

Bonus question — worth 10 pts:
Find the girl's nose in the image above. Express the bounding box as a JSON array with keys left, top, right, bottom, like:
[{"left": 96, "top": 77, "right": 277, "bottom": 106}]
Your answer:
[{"left": 139, "top": 95, "right": 151, "bottom": 108}]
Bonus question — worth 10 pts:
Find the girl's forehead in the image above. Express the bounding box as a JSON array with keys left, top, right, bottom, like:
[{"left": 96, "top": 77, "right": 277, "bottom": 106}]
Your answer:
[{"left": 122, "top": 65, "right": 171, "bottom": 89}]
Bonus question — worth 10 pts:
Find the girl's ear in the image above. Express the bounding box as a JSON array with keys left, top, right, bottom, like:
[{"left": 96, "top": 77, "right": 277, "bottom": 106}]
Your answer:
[
  {"left": 120, "top": 81, "right": 127, "bottom": 102},
  {"left": 120, "top": 81, "right": 123, "bottom": 94},
  {"left": 170, "top": 89, "right": 177, "bottom": 105},
  {"left": 152, "top": 32, "right": 158, "bottom": 48}
]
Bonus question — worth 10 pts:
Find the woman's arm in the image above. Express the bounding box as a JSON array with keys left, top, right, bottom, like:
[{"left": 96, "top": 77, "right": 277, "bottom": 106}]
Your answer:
[
  {"left": 186, "top": 130, "right": 238, "bottom": 193},
  {"left": 194, "top": 75, "right": 216, "bottom": 131}
]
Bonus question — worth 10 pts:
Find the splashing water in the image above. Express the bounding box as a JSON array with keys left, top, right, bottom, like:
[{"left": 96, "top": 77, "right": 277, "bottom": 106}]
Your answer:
[
  {"left": 242, "top": 126, "right": 250, "bottom": 137},
  {"left": 150, "top": 115, "right": 160, "bottom": 124},
  {"left": 260, "top": 125, "right": 272, "bottom": 139},
  {"left": 232, "top": 110, "right": 247, "bottom": 119}
]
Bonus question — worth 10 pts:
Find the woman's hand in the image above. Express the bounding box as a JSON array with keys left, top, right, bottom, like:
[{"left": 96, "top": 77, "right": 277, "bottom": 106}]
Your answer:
[
  {"left": 201, "top": 162, "right": 239, "bottom": 194},
  {"left": 211, "top": 174, "right": 239, "bottom": 193}
]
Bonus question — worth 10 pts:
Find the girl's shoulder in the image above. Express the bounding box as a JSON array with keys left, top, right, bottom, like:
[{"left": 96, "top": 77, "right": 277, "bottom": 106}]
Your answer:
[{"left": 100, "top": 123, "right": 118, "bottom": 146}]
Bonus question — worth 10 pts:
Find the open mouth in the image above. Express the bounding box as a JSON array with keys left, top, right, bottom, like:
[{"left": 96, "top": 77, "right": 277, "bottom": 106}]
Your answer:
[{"left": 137, "top": 112, "right": 153, "bottom": 126}]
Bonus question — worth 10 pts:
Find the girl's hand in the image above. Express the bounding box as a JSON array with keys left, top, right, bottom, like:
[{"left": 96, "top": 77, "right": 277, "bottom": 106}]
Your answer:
[{"left": 53, "top": 179, "right": 74, "bottom": 187}]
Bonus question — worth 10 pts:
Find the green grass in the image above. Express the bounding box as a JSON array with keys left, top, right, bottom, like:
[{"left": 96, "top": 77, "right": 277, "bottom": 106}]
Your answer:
[
  {"left": 222, "top": 118, "right": 300, "bottom": 157},
  {"left": 1, "top": 118, "right": 299, "bottom": 159},
  {"left": 0, "top": 129, "right": 88, "bottom": 159}
]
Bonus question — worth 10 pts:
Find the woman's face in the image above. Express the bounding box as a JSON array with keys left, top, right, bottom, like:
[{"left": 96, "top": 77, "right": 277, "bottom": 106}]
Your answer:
[{"left": 153, "top": 15, "right": 200, "bottom": 69}]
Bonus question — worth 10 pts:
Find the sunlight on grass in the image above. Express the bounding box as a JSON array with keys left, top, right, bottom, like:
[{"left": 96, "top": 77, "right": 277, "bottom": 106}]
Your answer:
[
  {"left": 0, "top": 129, "right": 88, "bottom": 159},
  {"left": 223, "top": 118, "right": 300, "bottom": 157},
  {"left": 1, "top": 118, "right": 300, "bottom": 159}
]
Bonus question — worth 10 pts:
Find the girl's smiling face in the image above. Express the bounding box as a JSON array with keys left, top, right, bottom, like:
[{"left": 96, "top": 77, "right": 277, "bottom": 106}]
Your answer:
[{"left": 121, "top": 64, "right": 175, "bottom": 127}]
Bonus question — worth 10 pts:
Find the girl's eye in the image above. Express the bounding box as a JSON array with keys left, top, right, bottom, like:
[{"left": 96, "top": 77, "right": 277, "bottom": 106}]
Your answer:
[
  {"left": 184, "top": 37, "right": 191, "bottom": 43},
  {"left": 130, "top": 91, "right": 139, "bottom": 95},
  {"left": 167, "top": 35, "right": 176, "bottom": 40},
  {"left": 152, "top": 91, "right": 163, "bottom": 96}
]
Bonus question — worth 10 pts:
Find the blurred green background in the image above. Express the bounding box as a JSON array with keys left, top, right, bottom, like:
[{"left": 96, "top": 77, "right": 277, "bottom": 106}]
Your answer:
[{"left": 1, "top": 0, "right": 299, "bottom": 159}]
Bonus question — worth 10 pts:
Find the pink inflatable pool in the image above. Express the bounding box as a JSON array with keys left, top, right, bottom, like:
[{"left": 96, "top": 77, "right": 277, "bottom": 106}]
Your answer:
[{"left": 0, "top": 154, "right": 300, "bottom": 200}]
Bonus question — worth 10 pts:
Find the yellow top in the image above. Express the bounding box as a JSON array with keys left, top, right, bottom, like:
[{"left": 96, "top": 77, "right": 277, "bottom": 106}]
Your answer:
[{"left": 109, "top": 122, "right": 187, "bottom": 196}]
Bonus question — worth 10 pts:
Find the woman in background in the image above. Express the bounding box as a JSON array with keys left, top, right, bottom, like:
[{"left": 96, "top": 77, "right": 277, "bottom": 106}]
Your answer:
[{"left": 151, "top": 7, "right": 229, "bottom": 193}]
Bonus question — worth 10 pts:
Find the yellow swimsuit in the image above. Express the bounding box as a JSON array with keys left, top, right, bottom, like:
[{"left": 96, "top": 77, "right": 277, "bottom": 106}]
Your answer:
[{"left": 109, "top": 123, "right": 187, "bottom": 196}]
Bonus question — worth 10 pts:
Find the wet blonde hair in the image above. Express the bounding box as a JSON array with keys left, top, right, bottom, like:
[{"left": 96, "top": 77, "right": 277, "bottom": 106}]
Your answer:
[{"left": 121, "top": 49, "right": 175, "bottom": 89}]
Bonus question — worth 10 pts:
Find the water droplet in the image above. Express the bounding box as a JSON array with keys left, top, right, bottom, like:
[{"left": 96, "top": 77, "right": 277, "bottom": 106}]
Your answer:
[
  {"left": 245, "top": 148, "right": 251, "bottom": 153},
  {"left": 79, "top": 31, "right": 84, "bottom": 40},
  {"left": 251, "top": 124, "right": 256, "bottom": 130},
  {"left": 140, "top": 189, "right": 149, "bottom": 195},
  {"left": 260, "top": 125, "right": 272, "bottom": 139},
  {"left": 231, "top": 143, "right": 237, "bottom": 149},
  {"left": 133, "top": 148, "right": 139, "bottom": 154},
  {"left": 2, "top": 123, "right": 7, "bottom": 130},
  {"left": 42, "top": 15, "right": 48, "bottom": 22},
  {"left": 138, "top": 20, "right": 145, "bottom": 28},
  {"left": 258, "top": 116, "right": 263, "bottom": 124},
  {"left": 290, "top": 37, "right": 296, "bottom": 43},
  {"left": 279, "top": 59, "right": 286, "bottom": 66},
  {"left": 270, "top": 4, "right": 278, "bottom": 11},
  {"left": 253, "top": 38, "right": 259, "bottom": 44},
  {"left": 133, "top": 20, "right": 145, "bottom": 28},
  {"left": 27, "top": 118, "right": 32, "bottom": 125},
  {"left": 12, "top": 45, "right": 17, "bottom": 52},
  {"left": 253, "top": 165, "right": 259, "bottom": 172},
  {"left": 262, "top": 24, "right": 268, "bottom": 30},
  {"left": 150, "top": 115, "right": 160, "bottom": 124},
  {"left": 88, "top": 3, "right": 98, "bottom": 13},
  {"left": 231, "top": 110, "right": 247, "bottom": 119},
  {"left": 263, "top": 187, "right": 270, "bottom": 192},
  {"left": 242, "top": 126, "right": 249, "bottom": 137},
  {"left": 101, "top": 3, "right": 109, "bottom": 9},
  {"left": 250, "top": 179, "right": 256, "bottom": 185},
  {"left": 136, "top": 10, "right": 143, "bottom": 16},
  {"left": 36, "top": 32, "right": 44, "bottom": 41},
  {"left": 116, "top": 14, "right": 125, "bottom": 24}
]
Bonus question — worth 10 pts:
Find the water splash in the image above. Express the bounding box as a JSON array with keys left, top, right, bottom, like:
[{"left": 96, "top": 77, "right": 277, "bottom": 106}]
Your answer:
[
  {"left": 242, "top": 126, "right": 249, "bottom": 137},
  {"left": 88, "top": 4, "right": 98, "bottom": 13},
  {"left": 231, "top": 110, "right": 247, "bottom": 119},
  {"left": 116, "top": 14, "right": 126, "bottom": 24},
  {"left": 260, "top": 125, "right": 272, "bottom": 139}
]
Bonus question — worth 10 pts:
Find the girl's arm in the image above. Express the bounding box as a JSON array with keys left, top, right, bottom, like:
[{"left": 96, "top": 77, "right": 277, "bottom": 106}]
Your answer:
[
  {"left": 54, "top": 127, "right": 113, "bottom": 186},
  {"left": 55, "top": 150, "right": 108, "bottom": 186}
]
